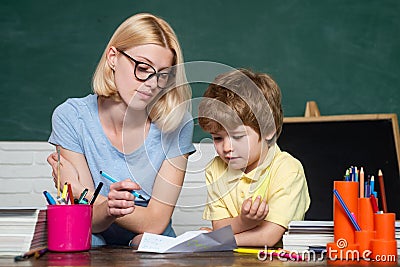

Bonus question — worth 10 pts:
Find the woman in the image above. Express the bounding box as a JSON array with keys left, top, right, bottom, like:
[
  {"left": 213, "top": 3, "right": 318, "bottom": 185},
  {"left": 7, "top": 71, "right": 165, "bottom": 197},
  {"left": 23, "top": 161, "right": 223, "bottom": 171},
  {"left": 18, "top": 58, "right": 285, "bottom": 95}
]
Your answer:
[{"left": 47, "top": 13, "right": 195, "bottom": 246}]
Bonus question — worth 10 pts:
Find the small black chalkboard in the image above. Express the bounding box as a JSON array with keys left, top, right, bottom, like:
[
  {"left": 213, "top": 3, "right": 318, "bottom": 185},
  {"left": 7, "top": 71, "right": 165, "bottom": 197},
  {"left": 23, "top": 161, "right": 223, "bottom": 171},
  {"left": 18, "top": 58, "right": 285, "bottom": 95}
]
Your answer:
[{"left": 278, "top": 114, "right": 400, "bottom": 220}]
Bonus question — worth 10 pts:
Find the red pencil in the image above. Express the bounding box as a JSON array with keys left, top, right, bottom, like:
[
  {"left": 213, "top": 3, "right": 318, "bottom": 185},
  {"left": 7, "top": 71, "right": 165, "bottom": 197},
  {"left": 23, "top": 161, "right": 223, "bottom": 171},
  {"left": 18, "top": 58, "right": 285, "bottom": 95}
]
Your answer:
[
  {"left": 378, "top": 169, "right": 387, "bottom": 213},
  {"left": 67, "top": 183, "right": 74, "bottom": 205}
]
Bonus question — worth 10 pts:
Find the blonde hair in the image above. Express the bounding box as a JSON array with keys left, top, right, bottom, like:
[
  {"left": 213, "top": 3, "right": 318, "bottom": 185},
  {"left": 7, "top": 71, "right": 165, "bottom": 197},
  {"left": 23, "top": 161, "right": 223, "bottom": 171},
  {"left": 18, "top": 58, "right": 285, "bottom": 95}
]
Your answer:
[
  {"left": 198, "top": 69, "right": 283, "bottom": 141},
  {"left": 92, "top": 13, "right": 191, "bottom": 132}
]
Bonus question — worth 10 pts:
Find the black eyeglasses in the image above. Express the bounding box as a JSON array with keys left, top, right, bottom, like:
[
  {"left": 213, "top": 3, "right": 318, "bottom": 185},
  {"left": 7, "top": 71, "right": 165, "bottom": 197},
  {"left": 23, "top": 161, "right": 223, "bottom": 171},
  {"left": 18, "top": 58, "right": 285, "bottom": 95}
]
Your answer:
[{"left": 117, "top": 49, "right": 174, "bottom": 89}]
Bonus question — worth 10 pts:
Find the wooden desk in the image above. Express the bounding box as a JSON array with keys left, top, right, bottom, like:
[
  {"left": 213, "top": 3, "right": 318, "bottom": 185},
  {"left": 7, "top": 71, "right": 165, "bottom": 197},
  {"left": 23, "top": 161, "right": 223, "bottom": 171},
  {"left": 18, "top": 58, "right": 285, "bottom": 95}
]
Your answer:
[{"left": 1, "top": 247, "right": 399, "bottom": 266}]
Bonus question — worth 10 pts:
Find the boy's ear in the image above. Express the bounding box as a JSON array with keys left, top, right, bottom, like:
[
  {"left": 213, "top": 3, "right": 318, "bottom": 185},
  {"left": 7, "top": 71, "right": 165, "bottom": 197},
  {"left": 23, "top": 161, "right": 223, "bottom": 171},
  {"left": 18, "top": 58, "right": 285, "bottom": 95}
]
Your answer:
[
  {"left": 264, "top": 130, "right": 276, "bottom": 142},
  {"left": 264, "top": 131, "right": 277, "bottom": 147}
]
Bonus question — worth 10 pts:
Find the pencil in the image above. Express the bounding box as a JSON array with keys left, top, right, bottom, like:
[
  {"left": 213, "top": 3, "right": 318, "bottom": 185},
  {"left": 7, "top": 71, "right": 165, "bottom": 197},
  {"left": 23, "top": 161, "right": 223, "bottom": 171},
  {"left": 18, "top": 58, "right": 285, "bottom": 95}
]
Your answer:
[
  {"left": 359, "top": 167, "right": 364, "bottom": 198},
  {"left": 57, "top": 147, "right": 61, "bottom": 198},
  {"left": 333, "top": 189, "right": 361, "bottom": 231},
  {"left": 378, "top": 169, "right": 387, "bottom": 213},
  {"left": 61, "top": 182, "right": 68, "bottom": 200},
  {"left": 67, "top": 183, "right": 74, "bottom": 205}
]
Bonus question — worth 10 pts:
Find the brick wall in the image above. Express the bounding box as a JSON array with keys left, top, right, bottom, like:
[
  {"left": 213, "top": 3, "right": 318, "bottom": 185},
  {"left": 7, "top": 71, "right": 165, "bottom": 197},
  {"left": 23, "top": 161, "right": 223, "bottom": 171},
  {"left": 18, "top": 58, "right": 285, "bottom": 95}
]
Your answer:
[{"left": 0, "top": 142, "right": 213, "bottom": 234}]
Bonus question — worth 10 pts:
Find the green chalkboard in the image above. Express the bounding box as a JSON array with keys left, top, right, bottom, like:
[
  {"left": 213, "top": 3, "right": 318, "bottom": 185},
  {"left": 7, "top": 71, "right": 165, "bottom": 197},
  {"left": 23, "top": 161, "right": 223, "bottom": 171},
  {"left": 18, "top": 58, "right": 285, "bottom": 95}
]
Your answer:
[{"left": 1, "top": 0, "right": 399, "bottom": 141}]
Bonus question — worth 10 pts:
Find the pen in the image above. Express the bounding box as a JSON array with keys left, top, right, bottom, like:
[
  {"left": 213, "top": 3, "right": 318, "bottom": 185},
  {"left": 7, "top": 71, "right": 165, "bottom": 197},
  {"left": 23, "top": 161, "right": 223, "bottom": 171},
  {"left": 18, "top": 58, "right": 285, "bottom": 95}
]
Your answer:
[
  {"left": 43, "top": 191, "right": 56, "bottom": 205},
  {"left": 100, "top": 171, "right": 146, "bottom": 201},
  {"left": 89, "top": 182, "right": 103, "bottom": 205},
  {"left": 78, "top": 188, "right": 88, "bottom": 204}
]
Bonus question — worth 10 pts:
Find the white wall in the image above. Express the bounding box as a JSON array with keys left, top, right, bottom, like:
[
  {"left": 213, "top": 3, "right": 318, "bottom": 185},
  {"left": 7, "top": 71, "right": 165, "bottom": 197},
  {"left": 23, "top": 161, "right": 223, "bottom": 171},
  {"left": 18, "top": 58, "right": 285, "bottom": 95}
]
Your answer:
[{"left": 0, "top": 142, "right": 214, "bottom": 235}]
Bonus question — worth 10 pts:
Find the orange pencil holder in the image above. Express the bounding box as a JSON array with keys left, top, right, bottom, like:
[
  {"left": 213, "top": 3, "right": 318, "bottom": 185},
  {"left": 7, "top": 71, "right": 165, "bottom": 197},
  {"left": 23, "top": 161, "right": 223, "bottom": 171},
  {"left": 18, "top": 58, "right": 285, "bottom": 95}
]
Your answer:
[
  {"left": 374, "top": 213, "right": 395, "bottom": 240},
  {"left": 355, "top": 230, "right": 375, "bottom": 255},
  {"left": 370, "top": 212, "right": 397, "bottom": 264},
  {"left": 333, "top": 181, "right": 358, "bottom": 244},
  {"left": 357, "top": 198, "right": 374, "bottom": 231}
]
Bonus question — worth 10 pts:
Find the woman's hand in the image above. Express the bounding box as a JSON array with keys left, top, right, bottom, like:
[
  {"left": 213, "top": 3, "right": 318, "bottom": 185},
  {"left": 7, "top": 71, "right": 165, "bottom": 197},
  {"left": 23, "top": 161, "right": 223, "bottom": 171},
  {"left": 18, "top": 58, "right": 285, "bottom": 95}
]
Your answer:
[
  {"left": 107, "top": 179, "right": 142, "bottom": 217},
  {"left": 47, "top": 151, "right": 79, "bottom": 188}
]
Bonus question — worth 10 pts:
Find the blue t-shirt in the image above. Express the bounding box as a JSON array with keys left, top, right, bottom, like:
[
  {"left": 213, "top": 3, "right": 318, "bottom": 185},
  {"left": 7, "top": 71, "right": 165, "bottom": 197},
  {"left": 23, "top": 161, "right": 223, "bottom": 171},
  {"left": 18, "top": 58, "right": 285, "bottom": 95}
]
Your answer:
[{"left": 48, "top": 94, "right": 195, "bottom": 244}]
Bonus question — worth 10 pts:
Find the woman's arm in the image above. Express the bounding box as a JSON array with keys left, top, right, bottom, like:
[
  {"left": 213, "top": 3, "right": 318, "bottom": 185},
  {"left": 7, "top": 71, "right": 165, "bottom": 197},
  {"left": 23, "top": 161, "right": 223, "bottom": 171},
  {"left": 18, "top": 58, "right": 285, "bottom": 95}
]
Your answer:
[
  {"left": 47, "top": 147, "right": 118, "bottom": 232},
  {"left": 48, "top": 147, "right": 94, "bottom": 197},
  {"left": 113, "top": 154, "right": 188, "bottom": 234},
  {"left": 48, "top": 151, "right": 189, "bottom": 234}
]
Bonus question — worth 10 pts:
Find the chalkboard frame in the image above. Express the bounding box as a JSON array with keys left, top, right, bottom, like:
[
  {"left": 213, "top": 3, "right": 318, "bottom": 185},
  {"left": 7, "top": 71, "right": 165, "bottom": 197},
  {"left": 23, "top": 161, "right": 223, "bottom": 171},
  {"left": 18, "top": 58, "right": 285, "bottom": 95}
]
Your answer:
[{"left": 278, "top": 113, "right": 400, "bottom": 220}]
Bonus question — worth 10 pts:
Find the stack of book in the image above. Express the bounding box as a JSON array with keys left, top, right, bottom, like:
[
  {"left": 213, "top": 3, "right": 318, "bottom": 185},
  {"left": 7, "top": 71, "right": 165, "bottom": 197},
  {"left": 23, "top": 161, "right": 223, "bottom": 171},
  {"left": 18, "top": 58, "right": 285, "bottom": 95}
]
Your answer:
[
  {"left": 0, "top": 207, "right": 47, "bottom": 256},
  {"left": 283, "top": 221, "right": 334, "bottom": 252},
  {"left": 396, "top": 221, "right": 400, "bottom": 256}
]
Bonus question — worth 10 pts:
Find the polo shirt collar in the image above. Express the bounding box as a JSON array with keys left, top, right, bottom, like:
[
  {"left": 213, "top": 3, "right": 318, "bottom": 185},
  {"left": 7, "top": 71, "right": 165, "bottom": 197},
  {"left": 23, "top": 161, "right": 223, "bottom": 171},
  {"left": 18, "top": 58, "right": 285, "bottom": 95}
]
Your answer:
[{"left": 226, "top": 144, "right": 280, "bottom": 183}]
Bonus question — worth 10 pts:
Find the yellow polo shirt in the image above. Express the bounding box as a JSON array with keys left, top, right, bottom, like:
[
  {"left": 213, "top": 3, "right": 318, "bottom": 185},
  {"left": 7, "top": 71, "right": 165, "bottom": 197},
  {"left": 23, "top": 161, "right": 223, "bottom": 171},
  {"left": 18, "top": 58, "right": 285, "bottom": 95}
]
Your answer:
[{"left": 203, "top": 144, "right": 310, "bottom": 228}]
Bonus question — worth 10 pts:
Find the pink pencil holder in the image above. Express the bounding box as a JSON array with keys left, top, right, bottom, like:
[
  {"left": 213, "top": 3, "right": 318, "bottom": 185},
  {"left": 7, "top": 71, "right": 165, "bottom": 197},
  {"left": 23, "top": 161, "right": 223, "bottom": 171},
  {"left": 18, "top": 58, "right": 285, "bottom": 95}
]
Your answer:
[{"left": 47, "top": 205, "right": 92, "bottom": 252}]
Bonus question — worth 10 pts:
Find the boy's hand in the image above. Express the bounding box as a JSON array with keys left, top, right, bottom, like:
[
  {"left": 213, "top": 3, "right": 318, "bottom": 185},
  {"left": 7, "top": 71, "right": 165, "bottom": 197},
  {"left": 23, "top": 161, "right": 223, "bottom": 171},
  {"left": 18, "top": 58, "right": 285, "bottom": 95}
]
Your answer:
[
  {"left": 239, "top": 196, "right": 269, "bottom": 228},
  {"left": 199, "top": 227, "right": 213, "bottom": 232}
]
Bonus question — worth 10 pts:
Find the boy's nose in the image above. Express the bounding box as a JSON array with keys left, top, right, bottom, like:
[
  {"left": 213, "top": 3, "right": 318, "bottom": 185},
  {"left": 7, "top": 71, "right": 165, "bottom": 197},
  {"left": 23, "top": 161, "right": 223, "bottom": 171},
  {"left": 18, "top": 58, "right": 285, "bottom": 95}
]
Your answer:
[{"left": 223, "top": 140, "right": 233, "bottom": 152}]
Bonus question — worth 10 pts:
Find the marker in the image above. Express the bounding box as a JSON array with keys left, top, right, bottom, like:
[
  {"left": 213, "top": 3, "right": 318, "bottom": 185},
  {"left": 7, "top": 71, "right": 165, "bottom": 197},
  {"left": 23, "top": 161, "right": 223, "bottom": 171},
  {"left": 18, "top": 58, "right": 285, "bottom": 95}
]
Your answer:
[
  {"left": 78, "top": 188, "right": 88, "bottom": 204},
  {"left": 344, "top": 169, "right": 350, "bottom": 181},
  {"left": 89, "top": 182, "right": 103, "bottom": 205},
  {"left": 370, "top": 175, "right": 375, "bottom": 195},
  {"left": 370, "top": 194, "right": 379, "bottom": 213},
  {"left": 100, "top": 171, "right": 146, "bottom": 201},
  {"left": 79, "top": 198, "right": 88, "bottom": 205},
  {"left": 354, "top": 166, "right": 358, "bottom": 182},
  {"left": 43, "top": 191, "right": 56, "bottom": 205}
]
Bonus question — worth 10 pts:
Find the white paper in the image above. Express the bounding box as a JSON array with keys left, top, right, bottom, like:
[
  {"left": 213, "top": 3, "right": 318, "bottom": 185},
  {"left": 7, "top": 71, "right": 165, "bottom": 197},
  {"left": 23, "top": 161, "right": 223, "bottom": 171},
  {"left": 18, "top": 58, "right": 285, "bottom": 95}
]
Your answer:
[{"left": 137, "top": 225, "right": 237, "bottom": 253}]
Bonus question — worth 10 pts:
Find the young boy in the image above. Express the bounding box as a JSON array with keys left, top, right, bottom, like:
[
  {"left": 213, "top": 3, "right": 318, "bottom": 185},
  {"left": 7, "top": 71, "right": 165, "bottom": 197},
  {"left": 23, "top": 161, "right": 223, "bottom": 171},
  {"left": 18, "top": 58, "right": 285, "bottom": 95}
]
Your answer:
[{"left": 198, "top": 68, "right": 310, "bottom": 247}]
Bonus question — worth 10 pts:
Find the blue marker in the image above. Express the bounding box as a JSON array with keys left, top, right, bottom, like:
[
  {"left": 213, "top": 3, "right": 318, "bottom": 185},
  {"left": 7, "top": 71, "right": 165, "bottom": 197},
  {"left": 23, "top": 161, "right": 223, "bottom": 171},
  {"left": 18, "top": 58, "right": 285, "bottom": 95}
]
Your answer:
[
  {"left": 100, "top": 171, "right": 147, "bottom": 201},
  {"left": 370, "top": 175, "right": 375, "bottom": 194},
  {"left": 43, "top": 191, "right": 56, "bottom": 205}
]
